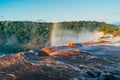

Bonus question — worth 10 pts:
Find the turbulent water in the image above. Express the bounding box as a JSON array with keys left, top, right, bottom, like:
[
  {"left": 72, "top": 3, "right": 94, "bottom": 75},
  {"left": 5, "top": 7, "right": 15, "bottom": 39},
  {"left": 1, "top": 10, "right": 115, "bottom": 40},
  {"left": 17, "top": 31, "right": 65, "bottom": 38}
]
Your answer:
[{"left": 0, "top": 42, "right": 120, "bottom": 80}]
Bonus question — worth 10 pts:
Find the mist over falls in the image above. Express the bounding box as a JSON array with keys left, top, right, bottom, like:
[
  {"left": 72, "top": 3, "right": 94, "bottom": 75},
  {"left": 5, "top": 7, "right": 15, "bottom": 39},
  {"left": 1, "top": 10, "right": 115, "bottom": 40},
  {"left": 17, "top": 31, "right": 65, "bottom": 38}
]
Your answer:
[
  {"left": 52, "top": 23, "right": 103, "bottom": 46},
  {"left": 52, "top": 22, "right": 120, "bottom": 46}
]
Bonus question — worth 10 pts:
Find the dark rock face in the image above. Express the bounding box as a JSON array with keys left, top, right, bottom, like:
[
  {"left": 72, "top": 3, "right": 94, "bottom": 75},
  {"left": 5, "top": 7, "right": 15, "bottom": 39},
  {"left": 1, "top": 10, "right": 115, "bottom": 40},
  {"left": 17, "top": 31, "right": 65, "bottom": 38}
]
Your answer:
[{"left": 0, "top": 42, "right": 120, "bottom": 80}]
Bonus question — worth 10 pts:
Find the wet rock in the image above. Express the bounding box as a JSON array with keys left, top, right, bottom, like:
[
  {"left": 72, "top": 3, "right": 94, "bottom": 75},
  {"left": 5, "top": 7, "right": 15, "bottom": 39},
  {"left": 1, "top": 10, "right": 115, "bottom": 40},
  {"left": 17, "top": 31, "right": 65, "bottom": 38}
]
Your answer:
[
  {"left": 41, "top": 46, "right": 80, "bottom": 56},
  {"left": 66, "top": 42, "right": 78, "bottom": 48},
  {"left": 37, "top": 50, "right": 49, "bottom": 56},
  {"left": 66, "top": 42, "right": 82, "bottom": 48}
]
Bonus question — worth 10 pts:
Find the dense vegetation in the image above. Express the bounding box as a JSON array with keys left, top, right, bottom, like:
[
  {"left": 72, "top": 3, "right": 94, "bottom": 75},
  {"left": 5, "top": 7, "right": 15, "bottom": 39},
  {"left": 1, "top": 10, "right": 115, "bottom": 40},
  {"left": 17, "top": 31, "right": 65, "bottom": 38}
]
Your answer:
[
  {"left": 98, "top": 24, "right": 120, "bottom": 37},
  {"left": 0, "top": 21, "right": 119, "bottom": 53},
  {"left": 58, "top": 21, "right": 106, "bottom": 32},
  {"left": 58, "top": 21, "right": 120, "bottom": 36},
  {"left": 0, "top": 21, "right": 52, "bottom": 53}
]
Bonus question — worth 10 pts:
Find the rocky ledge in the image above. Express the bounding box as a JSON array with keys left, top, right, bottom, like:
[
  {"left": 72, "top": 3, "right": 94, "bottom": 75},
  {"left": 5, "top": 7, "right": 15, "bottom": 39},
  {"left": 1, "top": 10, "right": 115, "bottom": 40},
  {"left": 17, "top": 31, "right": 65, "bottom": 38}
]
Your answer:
[{"left": 0, "top": 42, "right": 120, "bottom": 80}]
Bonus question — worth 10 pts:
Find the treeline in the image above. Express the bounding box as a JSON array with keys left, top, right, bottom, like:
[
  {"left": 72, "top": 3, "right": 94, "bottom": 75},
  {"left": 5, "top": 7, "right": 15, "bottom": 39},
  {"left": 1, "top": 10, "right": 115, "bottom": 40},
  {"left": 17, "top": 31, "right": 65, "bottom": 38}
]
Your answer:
[
  {"left": 58, "top": 21, "right": 120, "bottom": 36},
  {"left": 98, "top": 24, "right": 120, "bottom": 37},
  {"left": 58, "top": 21, "right": 107, "bottom": 32},
  {"left": 0, "top": 21, "right": 119, "bottom": 53},
  {"left": 0, "top": 21, "right": 52, "bottom": 53}
]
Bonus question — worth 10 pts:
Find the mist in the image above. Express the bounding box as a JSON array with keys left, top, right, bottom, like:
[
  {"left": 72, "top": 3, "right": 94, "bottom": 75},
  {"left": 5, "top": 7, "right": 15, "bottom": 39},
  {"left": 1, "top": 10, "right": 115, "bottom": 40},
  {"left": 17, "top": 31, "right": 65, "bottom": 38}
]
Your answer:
[{"left": 52, "top": 24, "right": 104, "bottom": 46}]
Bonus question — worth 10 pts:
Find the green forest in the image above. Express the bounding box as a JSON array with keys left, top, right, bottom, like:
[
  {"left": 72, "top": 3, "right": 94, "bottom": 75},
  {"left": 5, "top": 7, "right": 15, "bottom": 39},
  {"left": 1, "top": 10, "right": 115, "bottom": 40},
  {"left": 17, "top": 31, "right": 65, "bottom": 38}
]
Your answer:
[
  {"left": 0, "top": 21, "right": 119, "bottom": 53},
  {"left": 58, "top": 21, "right": 120, "bottom": 37},
  {"left": 58, "top": 21, "right": 105, "bottom": 32},
  {"left": 0, "top": 21, "right": 52, "bottom": 53}
]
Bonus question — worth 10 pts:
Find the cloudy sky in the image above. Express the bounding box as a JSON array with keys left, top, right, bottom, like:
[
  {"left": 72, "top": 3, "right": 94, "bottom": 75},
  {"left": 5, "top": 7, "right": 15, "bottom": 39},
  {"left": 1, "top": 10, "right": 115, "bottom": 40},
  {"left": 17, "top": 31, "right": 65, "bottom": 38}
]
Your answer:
[{"left": 0, "top": 0, "right": 120, "bottom": 23}]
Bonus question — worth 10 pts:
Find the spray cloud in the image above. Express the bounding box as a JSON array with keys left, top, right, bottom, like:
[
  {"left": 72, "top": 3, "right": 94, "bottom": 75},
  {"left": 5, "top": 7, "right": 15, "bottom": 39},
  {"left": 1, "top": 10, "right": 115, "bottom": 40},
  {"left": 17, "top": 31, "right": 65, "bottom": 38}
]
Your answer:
[{"left": 51, "top": 23, "right": 104, "bottom": 46}]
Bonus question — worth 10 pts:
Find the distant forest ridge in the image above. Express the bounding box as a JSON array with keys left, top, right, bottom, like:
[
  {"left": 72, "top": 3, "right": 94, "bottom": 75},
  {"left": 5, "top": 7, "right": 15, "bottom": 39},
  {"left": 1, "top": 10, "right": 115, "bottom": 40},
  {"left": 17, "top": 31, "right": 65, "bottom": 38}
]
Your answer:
[{"left": 0, "top": 21, "right": 119, "bottom": 53}]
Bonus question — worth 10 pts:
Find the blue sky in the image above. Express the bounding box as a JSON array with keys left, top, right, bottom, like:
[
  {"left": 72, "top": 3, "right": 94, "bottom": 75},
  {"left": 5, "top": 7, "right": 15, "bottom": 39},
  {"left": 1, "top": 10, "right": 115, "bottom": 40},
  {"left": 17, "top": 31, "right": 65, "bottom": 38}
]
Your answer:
[{"left": 0, "top": 0, "right": 120, "bottom": 23}]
